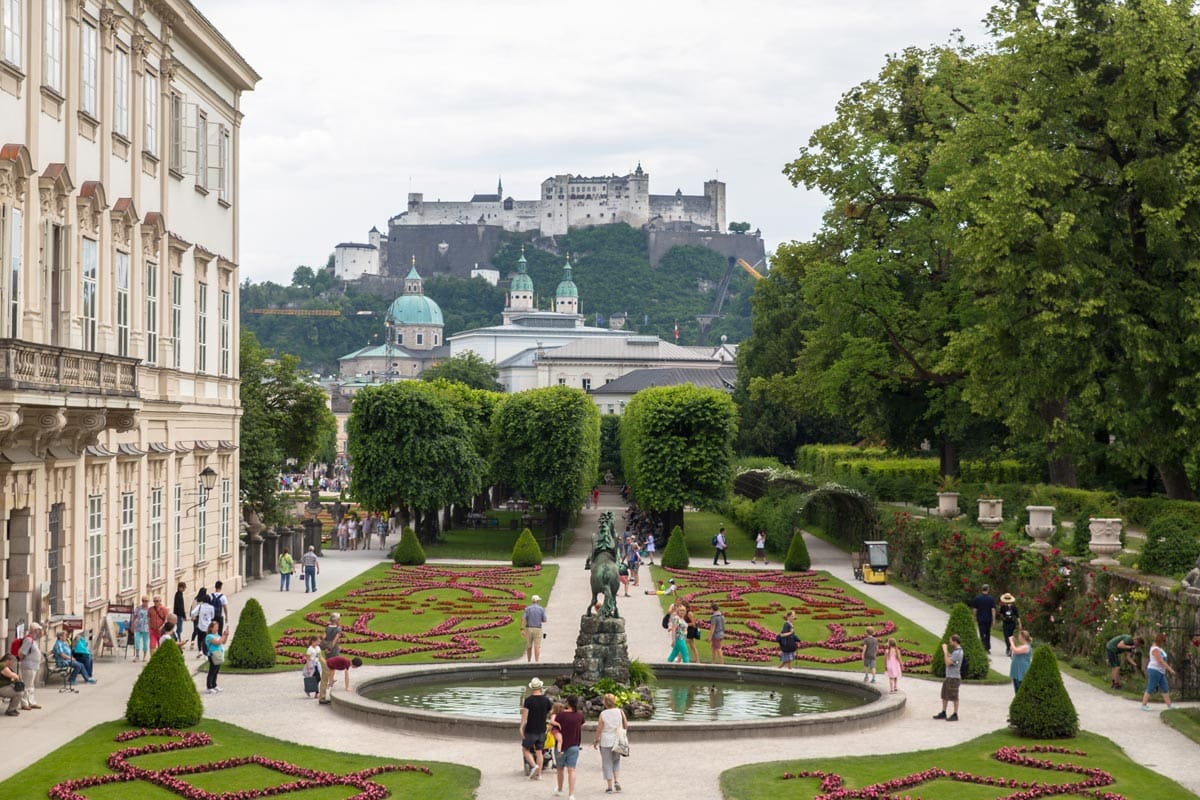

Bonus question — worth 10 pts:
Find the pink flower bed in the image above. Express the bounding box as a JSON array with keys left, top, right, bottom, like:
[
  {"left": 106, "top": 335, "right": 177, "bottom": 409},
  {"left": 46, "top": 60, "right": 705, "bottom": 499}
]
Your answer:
[
  {"left": 276, "top": 565, "right": 543, "bottom": 663},
  {"left": 48, "top": 728, "right": 431, "bottom": 800},
  {"left": 665, "top": 568, "right": 933, "bottom": 670},
  {"left": 781, "top": 744, "right": 1125, "bottom": 799}
]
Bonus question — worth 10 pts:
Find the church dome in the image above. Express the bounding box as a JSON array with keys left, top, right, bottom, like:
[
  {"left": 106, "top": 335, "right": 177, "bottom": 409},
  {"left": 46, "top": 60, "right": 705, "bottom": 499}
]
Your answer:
[
  {"left": 511, "top": 251, "right": 534, "bottom": 293},
  {"left": 387, "top": 263, "right": 444, "bottom": 326},
  {"left": 556, "top": 257, "right": 578, "bottom": 298}
]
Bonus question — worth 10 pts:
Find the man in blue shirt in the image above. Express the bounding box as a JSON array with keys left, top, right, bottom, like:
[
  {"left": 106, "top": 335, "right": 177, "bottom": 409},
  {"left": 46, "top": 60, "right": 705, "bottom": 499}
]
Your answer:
[{"left": 522, "top": 595, "right": 547, "bottom": 662}]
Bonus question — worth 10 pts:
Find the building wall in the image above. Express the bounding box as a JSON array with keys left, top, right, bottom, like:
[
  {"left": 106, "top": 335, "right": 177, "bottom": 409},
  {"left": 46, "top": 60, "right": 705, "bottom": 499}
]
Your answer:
[
  {"left": 333, "top": 244, "right": 378, "bottom": 280},
  {"left": 646, "top": 228, "right": 766, "bottom": 267},
  {"left": 0, "top": 0, "right": 256, "bottom": 645}
]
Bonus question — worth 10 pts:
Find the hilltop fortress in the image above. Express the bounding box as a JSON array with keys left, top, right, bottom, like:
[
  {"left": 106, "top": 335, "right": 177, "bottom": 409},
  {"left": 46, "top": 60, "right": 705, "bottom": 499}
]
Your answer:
[{"left": 334, "top": 165, "right": 764, "bottom": 282}]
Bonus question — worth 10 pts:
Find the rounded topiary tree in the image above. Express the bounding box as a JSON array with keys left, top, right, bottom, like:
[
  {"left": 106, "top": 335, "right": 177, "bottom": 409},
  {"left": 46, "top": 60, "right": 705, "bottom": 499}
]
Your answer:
[
  {"left": 660, "top": 525, "right": 689, "bottom": 569},
  {"left": 1009, "top": 644, "right": 1078, "bottom": 738},
  {"left": 784, "top": 530, "right": 811, "bottom": 571},
  {"left": 393, "top": 526, "right": 427, "bottom": 565},
  {"left": 226, "top": 598, "right": 275, "bottom": 669},
  {"left": 930, "top": 602, "right": 990, "bottom": 680},
  {"left": 126, "top": 638, "right": 203, "bottom": 727},
  {"left": 1140, "top": 512, "right": 1200, "bottom": 575},
  {"left": 512, "top": 528, "right": 543, "bottom": 567}
]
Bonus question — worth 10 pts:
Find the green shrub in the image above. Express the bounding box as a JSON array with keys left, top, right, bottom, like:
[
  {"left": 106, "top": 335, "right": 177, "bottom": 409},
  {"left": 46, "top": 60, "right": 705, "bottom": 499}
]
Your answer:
[
  {"left": 1123, "top": 497, "right": 1200, "bottom": 529},
  {"left": 1140, "top": 512, "right": 1200, "bottom": 576},
  {"left": 930, "top": 603, "right": 990, "bottom": 680},
  {"left": 394, "top": 526, "right": 427, "bottom": 565},
  {"left": 628, "top": 658, "right": 656, "bottom": 686},
  {"left": 227, "top": 598, "right": 275, "bottom": 669},
  {"left": 661, "top": 526, "right": 690, "bottom": 569},
  {"left": 126, "top": 639, "right": 202, "bottom": 727},
  {"left": 784, "top": 530, "right": 811, "bottom": 572},
  {"left": 1009, "top": 645, "right": 1079, "bottom": 738},
  {"left": 511, "top": 528, "right": 543, "bottom": 567}
]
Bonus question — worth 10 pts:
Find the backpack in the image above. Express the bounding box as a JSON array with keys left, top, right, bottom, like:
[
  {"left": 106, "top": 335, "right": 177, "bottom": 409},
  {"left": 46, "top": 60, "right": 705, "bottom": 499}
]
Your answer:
[
  {"left": 662, "top": 614, "right": 670, "bottom": 630},
  {"left": 711, "top": 535, "right": 719, "bottom": 546},
  {"left": 9, "top": 638, "right": 21, "bottom": 658},
  {"left": 210, "top": 593, "right": 224, "bottom": 622},
  {"left": 959, "top": 651, "right": 969, "bottom": 678}
]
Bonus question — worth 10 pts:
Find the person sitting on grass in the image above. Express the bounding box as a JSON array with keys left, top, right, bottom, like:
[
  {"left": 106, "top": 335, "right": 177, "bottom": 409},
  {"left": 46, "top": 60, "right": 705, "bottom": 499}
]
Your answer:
[{"left": 643, "top": 578, "right": 676, "bottom": 596}]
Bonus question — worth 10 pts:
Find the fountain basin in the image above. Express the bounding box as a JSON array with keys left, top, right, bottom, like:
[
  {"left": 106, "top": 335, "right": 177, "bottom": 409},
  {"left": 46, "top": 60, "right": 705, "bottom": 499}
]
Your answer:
[{"left": 335, "top": 662, "right": 904, "bottom": 741}]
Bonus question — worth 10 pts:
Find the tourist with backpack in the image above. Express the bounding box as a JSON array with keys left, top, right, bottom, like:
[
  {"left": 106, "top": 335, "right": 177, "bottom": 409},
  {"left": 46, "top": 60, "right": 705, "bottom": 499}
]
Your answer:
[
  {"left": 210, "top": 581, "right": 230, "bottom": 635},
  {"left": 712, "top": 527, "right": 729, "bottom": 565}
]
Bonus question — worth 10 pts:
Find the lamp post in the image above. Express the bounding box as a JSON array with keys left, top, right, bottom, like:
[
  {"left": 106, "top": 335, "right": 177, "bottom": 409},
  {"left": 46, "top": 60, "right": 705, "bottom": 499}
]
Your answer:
[{"left": 186, "top": 466, "right": 219, "bottom": 515}]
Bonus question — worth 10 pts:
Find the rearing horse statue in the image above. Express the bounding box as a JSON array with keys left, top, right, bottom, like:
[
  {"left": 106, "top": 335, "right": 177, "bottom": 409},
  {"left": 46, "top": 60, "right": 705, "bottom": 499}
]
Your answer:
[{"left": 586, "top": 511, "right": 621, "bottom": 619}]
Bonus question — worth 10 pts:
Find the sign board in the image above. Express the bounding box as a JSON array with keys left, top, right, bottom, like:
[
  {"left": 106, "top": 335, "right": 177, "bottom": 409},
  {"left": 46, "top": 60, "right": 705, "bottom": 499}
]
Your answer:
[
  {"left": 60, "top": 615, "right": 83, "bottom": 632},
  {"left": 98, "top": 603, "right": 133, "bottom": 658}
]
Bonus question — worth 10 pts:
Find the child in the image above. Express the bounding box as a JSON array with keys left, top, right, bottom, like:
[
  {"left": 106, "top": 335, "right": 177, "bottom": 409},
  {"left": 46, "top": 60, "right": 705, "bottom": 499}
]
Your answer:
[
  {"left": 644, "top": 535, "right": 656, "bottom": 565},
  {"left": 547, "top": 701, "right": 566, "bottom": 754},
  {"left": 861, "top": 627, "right": 878, "bottom": 683},
  {"left": 884, "top": 637, "right": 902, "bottom": 693},
  {"left": 618, "top": 562, "right": 630, "bottom": 597},
  {"left": 304, "top": 636, "right": 322, "bottom": 699}
]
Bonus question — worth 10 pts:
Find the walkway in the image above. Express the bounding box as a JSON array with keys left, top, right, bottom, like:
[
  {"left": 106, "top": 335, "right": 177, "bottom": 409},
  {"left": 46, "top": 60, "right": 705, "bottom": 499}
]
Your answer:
[{"left": 5, "top": 510, "right": 1199, "bottom": 799}]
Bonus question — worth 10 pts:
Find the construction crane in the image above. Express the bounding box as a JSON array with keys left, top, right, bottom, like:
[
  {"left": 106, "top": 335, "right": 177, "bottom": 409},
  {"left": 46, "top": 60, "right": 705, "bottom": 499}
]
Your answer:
[
  {"left": 737, "top": 258, "right": 765, "bottom": 280},
  {"left": 246, "top": 309, "right": 377, "bottom": 317}
]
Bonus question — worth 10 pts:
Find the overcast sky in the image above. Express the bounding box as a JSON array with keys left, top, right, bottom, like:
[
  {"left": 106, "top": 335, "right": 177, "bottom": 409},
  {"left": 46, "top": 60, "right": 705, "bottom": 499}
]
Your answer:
[{"left": 201, "top": 0, "right": 997, "bottom": 284}]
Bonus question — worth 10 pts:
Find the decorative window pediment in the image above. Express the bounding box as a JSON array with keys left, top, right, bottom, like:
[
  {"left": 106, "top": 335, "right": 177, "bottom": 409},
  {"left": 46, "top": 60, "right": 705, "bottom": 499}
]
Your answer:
[
  {"left": 0, "top": 143, "right": 34, "bottom": 204},
  {"left": 77, "top": 180, "right": 108, "bottom": 236},
  {"left": 39, "top": 163, "right": 75, "bottom": 221},
  {"left": 111, "top": 197, "right": 139, "bottom": 249},
  {"left": 142, "top": 210, "right": 166, "bottom": 255}
]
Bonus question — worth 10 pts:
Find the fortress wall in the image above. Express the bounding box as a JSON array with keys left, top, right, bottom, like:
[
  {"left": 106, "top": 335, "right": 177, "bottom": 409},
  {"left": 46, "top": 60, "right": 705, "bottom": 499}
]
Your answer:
[
  {"left": 646, "top": 229, "right": 766, "bottom": 267},
  {"left": 384, "top": 224, "right": 506, "bottom": 278}
]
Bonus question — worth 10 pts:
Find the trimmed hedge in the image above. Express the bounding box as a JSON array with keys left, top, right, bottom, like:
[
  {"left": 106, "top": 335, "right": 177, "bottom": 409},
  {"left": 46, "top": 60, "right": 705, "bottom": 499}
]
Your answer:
[
  {"left": 511, "top": 528, "right": 543, "bottom": 567},
  {"left": 126, "top": 639, "right": 202, "bottom": 727},
  {"left": 930, "top": 602, "right": 990, "bottom": 680},
  {"left": 393, "top": 526, "right": 427, "bottom": 565},
  {"left": 784, "top": 530, "right": 811, "bottom": 572},
  {"left": 1139, "top": 512, "right": 1200, "bottom": 576},
  {"left": 1124, "top": 496, "right": 1200, "bottom": 529},
  {"left": 661, "top": 525, "right": 690, "bottom": 569},
  {"left": 226, "top": 598, "right": 275, "bottom": 669},
  {"left": 1009, "top": 644, "right": 1078, "bottom": 738}
]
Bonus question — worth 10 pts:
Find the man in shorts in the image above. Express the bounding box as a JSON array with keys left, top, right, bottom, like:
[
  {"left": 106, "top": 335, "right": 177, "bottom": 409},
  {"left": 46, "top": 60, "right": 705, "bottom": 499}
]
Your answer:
[
  {"left": 934, "top": 634, "right": 963, "bottom": 721},
  {"left": 520, "top": 678, "right": 553, "bottom": 780},
  {"left": 1106, "top": 634, "right": 1145, "bottom": 688},
  {"left": 523, "top": 595, "right": 547, "bottom": 662}
]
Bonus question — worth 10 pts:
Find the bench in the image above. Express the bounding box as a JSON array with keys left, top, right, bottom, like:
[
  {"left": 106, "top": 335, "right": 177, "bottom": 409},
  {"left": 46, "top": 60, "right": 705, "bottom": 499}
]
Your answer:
[{"left": 45, "top": 660, "right": 78, "bottom": 693}]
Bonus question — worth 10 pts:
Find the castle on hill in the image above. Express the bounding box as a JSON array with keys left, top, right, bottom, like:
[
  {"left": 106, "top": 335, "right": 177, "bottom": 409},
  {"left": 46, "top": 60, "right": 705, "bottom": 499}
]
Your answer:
[{"left": 332, "top": 164, "right": 763, "bottom": 281}]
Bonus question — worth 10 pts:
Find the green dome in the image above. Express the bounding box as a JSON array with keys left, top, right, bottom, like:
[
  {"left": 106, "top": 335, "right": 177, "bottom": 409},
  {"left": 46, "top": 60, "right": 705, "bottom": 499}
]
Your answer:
[
  {"left": 387, "top": 294, "right": 443, "bottom": 326},
  {"left": 556, "top": 257, "right": 578, "bottom": 298},
  {"left": 511, "top": 251, "right": 534, "bottom": 293}
]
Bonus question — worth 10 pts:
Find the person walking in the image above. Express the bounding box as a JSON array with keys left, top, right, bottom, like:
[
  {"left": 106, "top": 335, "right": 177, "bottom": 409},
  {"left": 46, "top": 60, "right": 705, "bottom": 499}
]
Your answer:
[
  {"left": 0, "top": 653, "right": 22, "bottom": 716},
  {"left": 210, "top": 581, "right": 230, "bottom": 636},
  {"left": 278, "top": 548, "right": 294, "bottom": 591},
  {"left": 554, "top": 694, "right": 585, "bottom": 800},
  {"left": 626, "top": 547, "right": 641, "bottom": 588},
  {"left": 667, "top": 602, "right": 690, "bottom": 664},
  {"left": 884, "top": 638, "right": 903, "bottom": 693},
  {"left": 777, "top": 611, "right": 797, "bottom": 669},
  {"left": 204, "top": 621, "right": 230, "bottom": 694},
  {"left": 148, "top": 595, "right": 172, "bottom": 652},
  {"left": 712, "top": 527, "right": 729, "bottom": 565},
  {"left": 862, "top": 627, "right": 879, "bottom": 683},
  {"left": 301, "top": 546, "right": 320, "bottom": 593},
  {"left": 684, "top": 603, "right": 700, "bottom": 663},
  {"left": 972, "top": 584, "right": 997, "bottom": 653},
  {"left": 933, "top": 634, "right": 963, "bottom": 721},
  {"left": 17, "top": 622, "right": 43, "bottom": 710},
  {"left": 522, "top": 595, "right": 547, "bottom": 662},
  {"left": 752, "top": 530, "right": 767, "bottom": 564},
  {"left": 520, "top": 678, "right": 554, "bottom": 780},
  {"left": 1009, "top": 629, "right": 1033, "bottom": 693},
  {"left": 1142, "top": 632, "right": 1178, "bottom": 711},
  {"left": 132, "top": 597, "right": 152, "bottom": 661},
  {"left": 1106, "top": 633, "right": 1145, "bottom": 689},
  {"left": 192, "top": 589, "right": 215, "bottom": 658},
  {"left": 709, "top": 603, "right": 726, "bottom": 664},
  {"left": 377, "top": 512, "right": 389, "bottom": 550},
  {"left": 998, "top": 593, "right": 1020, "bottom": 656},
  {"left": 593, "top": 693, "right": 628, "bottom": 793},
  {"left": 172, "top": 581, "right": 188, "bottom": 644}
]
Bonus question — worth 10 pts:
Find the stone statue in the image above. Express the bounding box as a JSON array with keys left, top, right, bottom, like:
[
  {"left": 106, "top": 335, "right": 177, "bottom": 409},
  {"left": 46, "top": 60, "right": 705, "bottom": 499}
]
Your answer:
[
  {"left": 585, "top": 511, "right": 621, "bottom": 619},
  {"left": 1182, "top": 553, "right": 1200, "bottom": 595}
]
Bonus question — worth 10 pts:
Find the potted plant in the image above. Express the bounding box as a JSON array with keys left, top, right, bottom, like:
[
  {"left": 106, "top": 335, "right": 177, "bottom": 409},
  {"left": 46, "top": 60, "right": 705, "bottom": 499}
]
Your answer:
[{"left": 935, "top": 475, "right": 961, "bottom": 518}]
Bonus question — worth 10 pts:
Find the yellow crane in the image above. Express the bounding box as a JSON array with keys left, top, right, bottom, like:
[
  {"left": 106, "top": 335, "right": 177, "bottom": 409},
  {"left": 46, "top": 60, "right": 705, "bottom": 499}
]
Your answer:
[{"left": 737, "top": 258, "right": 764, "bottom": 280}]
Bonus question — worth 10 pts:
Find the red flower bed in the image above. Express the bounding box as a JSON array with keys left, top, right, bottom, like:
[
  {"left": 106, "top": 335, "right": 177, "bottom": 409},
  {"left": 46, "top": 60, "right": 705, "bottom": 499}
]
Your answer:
[
  {"left": 664, "top": 568, "right": 933, "bottom": 670},
  {"left": 48, "top": 728, "right": 431, "bottom": 800},
  {"left": 781, "top": 744, "right": 1125, "bottom": 799},
  {"left": 276, "top": 565, "right": 542, "bottom": 663}
]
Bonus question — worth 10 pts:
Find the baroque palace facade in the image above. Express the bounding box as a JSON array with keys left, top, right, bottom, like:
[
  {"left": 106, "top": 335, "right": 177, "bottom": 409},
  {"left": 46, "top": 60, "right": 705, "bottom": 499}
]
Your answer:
[{"left": 0, "top": 0, "right": 257, "bottom": 642}]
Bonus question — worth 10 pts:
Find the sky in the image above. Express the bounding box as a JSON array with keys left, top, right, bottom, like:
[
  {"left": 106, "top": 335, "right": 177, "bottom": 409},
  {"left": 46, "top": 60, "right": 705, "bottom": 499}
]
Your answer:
[{"left": 201, "top": 0, "right": 998, "bottom": 284}]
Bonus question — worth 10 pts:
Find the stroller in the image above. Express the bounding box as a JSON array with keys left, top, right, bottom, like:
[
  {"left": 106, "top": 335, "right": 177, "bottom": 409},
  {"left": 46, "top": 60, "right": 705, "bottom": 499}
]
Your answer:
[{"left": 522, "top": 729, "right": 556, "bottom": 777}]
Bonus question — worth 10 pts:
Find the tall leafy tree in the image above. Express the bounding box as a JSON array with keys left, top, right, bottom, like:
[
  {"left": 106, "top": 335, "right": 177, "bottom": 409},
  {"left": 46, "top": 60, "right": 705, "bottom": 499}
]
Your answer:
[
  {"left": 621, "top": 385, "right": 737, "bottom": 533},
  {"left": 239, "top": 332, "right": 336, "bottom": 521},
  {"left": 491, "top": 387, "right": 600, "bottom": 536},
  {"left": 347, "top": 381, "right": 484, "bottom": 541},
  {"left": 420, "top": 352, "right": 503, "bottom": 391}
]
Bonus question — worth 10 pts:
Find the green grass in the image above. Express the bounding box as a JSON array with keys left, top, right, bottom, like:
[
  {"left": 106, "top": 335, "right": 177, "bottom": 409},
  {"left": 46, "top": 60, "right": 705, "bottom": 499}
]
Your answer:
[
  {"left": 720, "top": 729, "right": 1196, "bottom": 800},
  {"left": 1162, "top": 707, "right": 1200, "bottom": 745},
  {"left": 0, "top": 718, "right": 478, "bottom": 800},
  {"left": 256, "top": 562, "right": 558, "bottom": 671},
  {"left": 683, "top": 510, "right": 758, "bottom": 561},
  {"left": 422, "top": 511, "right": 576, "bottom": 560}
]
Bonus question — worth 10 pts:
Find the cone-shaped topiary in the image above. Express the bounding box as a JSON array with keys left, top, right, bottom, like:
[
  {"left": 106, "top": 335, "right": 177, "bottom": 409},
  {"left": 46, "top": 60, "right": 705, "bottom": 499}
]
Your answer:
[
  {"left": 512, "top": 528, "right": 543, "bottom": 567},
  {"left": 930, "top": 602, "right": 990, "bottom": 680},
  {"left": 784, "top": 530, "right": 811, "bottom": 572},
  {"left": 126, "top": 638, "right": 203, "bottom": 727},
  {"left": 394, "top": 526, "right": 426, "bottom": 565},
  {"left": 1009, "top": 644, "right": 1079, "bottom": 738},
  {"left": 661, "top": 526, "right": 690, "bottom": 569},
  {"left": 227, "top": 597, "right": 275, "bottom": 669}
]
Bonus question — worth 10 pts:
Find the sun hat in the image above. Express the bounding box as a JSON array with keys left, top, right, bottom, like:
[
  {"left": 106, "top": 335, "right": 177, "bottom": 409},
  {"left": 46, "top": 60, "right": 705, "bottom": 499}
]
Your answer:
[
  {"left": 532, "top": 595, "right": 541, "bottom": 602},
  {"left": 1000, "top": 593, "right": 1016, "bottom": 604},
  {"left": 528, "top": 678, "right": 544, "bottom": 690}
]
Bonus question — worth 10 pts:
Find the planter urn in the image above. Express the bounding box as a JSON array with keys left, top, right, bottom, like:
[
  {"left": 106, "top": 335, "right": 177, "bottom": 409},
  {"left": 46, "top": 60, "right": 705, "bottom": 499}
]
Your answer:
[
  {"left": 936, "top": 492, "right": 960, "bottom": 518},
  {"left": 977, "top": 498, "right": 1003, "bottom": 526},
  {"left": 1025, "top": 505, "right": 1056, "bottom": 550},
  {"left": 1088, "top": 517, "right": 1123, "bottom": 565}
]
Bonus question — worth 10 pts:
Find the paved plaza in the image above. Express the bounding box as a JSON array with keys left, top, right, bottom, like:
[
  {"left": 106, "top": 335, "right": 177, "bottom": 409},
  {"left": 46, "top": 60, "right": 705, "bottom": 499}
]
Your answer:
[{"left": 4, "top": 502, "right": 1198, "bottom": 798}]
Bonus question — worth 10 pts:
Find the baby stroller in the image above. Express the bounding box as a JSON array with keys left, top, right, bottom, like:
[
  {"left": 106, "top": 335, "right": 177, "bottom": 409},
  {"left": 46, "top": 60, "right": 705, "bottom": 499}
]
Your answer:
[{"left": 522, "top": 729, "right": 556, "bottom": 777}]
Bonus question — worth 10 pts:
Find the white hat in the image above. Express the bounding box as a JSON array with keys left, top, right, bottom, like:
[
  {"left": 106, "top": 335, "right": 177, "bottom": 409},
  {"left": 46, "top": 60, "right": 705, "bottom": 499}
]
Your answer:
[
  {"left": 532, "top": 595, "right": 541, "bottom": 602},
  {"left": 528, "top": 677, "right": 544, "bottom": 690}
]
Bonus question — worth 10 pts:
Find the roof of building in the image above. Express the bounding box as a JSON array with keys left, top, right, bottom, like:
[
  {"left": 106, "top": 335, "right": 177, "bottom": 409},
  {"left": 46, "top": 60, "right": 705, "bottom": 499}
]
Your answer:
[
  {"left": 470, "top": 193, "right": 501, "bottom": 203},
  {"left": 496, "top": 347, "right": 543, "bottom": 369},
  {"left": 386, "top": 265, "right": 443, "bottom": 326},
  {"left": 511, "top": 251, "right": 534, "bottom": 293},
  {"left": 556, "top": 257, "right": 578, "bottom": 299},
  {"left": 589, "top": 366, "right": 737, "bottom": 395},
  {"left": 537, "top": 335, "right": 721, "bottom": 363},
  {"left": 336, "top": 242, "right": 377, "bottom": 250}
]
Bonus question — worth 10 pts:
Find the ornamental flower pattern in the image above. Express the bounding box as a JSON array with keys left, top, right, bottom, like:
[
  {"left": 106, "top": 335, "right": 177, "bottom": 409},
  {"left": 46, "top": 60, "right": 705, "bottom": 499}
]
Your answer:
[
  {"left": 276, "top": 565, "right": 542, "bottom": 663},
  {"left": 48, "top": 728, "right": 432, "bottom": 800},
  {"left": 780, "top": 744, "right": 1128, "bottom": 800},
  {"left": 663, "top": 568, "right": 932, "bottom": 670}
]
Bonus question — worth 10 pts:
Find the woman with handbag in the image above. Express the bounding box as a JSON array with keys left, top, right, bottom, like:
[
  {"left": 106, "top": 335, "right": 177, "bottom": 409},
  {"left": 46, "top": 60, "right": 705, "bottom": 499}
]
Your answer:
[
  {"left": 0, "top": 653, "right": 23, "bottom": 716},
  {"left": 204, "top": 621, "right": 230, "bottom": 694},
  {"left": 778, "top": 610, "right": 798, "bottom": 669},
  {"left": 593, "top": 693, "right": 629, "bottom": 793}
]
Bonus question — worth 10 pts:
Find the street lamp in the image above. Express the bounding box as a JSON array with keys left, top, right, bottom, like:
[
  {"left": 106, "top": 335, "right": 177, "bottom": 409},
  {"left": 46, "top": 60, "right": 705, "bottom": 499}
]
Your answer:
[{"left": 186, "top": 466, "right": 219, "bottom": 515}]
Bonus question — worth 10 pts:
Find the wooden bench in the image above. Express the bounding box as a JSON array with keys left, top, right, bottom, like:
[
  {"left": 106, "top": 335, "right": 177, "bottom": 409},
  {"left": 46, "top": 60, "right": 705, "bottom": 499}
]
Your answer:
[{"left": 45, "top": 660, "right": 78, "bottom": 693}]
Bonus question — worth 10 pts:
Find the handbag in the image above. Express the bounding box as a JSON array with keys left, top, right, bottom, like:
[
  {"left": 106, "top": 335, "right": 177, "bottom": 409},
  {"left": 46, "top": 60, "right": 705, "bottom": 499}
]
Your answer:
[
  {"left": 11, "top": 680, "right": 25, "bottom": 693},
  {"left": 209, "top": 649, "right": 225, "bottom": 665},
  {"left": 614, "top": 726, "right": 630, "bottom": 757}
]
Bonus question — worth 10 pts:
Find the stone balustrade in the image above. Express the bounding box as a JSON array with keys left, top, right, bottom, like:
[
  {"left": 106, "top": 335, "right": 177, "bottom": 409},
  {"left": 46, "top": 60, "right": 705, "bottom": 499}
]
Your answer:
[{"left": 0, "top": 338, "right": 138, "bottom": 395}]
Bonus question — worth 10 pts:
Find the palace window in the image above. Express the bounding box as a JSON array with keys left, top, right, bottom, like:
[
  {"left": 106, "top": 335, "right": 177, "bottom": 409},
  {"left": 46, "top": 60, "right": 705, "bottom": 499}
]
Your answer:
[
  {"left": 81, "top": 20, "right": 97, "bottom": 116},
  {"left": 113, "top": 47, "right": 129, "bottom": 137},
  {"left": 81, "top": 237, "right": 98, "bottom": 351},
  {"left": 145, "top": 262, "right": 158, "bottom": 364},
  {"left": 169, "top": 92, "right": 183, "bottom": 172},
  {"left": 5, "top": 207, "right": 20, "bottom": 339},
  {"left": 43, "top": 0, "right": 62, "bottom": 92},
  {"left": 144, "top": 71, "right": 158, "bottom": 155},
  {"left": 196, "top": 500, "right": 207, "bottom": 563},
  {"left": 219, "top": 478, "right": 231, "bottom": 555},
  {"left": 86, "top": 495, "right": 103, "bottom": 600},
  {"left": 116, "top": 251, "right": 129, "bottom": 356},
  {"left": 170, "top": 272, "right": 182, "bottom": 369},
  {"left": 119, "top": 492, "right": 135, "bottom": 591},
  {"left": 196, "top": 111, "right": 207, "bottom": 189},
  {"left": 197, "top": 281, "right": 207, "bottom": 372},
  {"left": 173, "top": 483, "right": 182, "bottom": 570},
  {"left": 1, "top": 0, "right": 21, "bottom": 68},
  {"left": 149, "top": 486, "right": 163, "bottom": 582},
  {"left": 219, "top": 289, "right": 230, "bottom": 375}
]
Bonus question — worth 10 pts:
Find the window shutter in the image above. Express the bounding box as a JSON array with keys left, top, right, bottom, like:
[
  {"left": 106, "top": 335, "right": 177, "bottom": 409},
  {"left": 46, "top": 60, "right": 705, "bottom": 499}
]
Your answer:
[{"left": 180, "top": 100, "right": 199, "bottom": 175}]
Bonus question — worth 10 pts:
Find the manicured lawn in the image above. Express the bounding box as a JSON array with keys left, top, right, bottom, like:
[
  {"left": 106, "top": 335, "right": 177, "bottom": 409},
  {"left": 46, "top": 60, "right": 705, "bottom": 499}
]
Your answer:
[
  {"left": 262, "top": 562, "right": 558, "bottom": 670},
  {"left": 1163, "top": 707, "right": 1200, "bottom": 745},
  {"left": 423, "top": 511, "right": 576, "bottom": 560},
  {"left": 683, "top": 510, "right": 759, "bottom": 562},
  {"left": 720, "top": 729, "right": 1196, "bottom": 799},
  {"left": 648, "top": 565, "right": 941, "bottom": 674},
  {"left": 0, "top": 718, "right": 478, "bottom": 800}
]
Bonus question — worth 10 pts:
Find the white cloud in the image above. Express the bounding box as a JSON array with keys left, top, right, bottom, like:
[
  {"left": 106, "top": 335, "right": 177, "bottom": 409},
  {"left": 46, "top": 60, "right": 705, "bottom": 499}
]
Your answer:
[{"left": 201, "top": 0, "right": 995, "bottom": 282}]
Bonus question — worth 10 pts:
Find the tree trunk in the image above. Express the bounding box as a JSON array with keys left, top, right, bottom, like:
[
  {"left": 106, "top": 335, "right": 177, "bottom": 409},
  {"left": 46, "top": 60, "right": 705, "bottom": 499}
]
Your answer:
[
  {"left": 938, "top": 441, "right": 960, "bottom": 479},
  {"left": 1039, "top": 398, "right": 1078, "bottom": 487},
  {"left": 1156, "top": 461, "right": 1197, "bottom": 500},
  {"left": 657, "top": 507, "right": 684, "bottom": 541},
  {"left": 415, "top": 508, "right": 440, "bottom": 544}
]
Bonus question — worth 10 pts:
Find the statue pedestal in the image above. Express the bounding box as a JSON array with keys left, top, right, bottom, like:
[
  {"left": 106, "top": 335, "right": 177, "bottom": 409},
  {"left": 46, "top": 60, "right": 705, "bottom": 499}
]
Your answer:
[{"left": 572, "top": 615, "right": 630, "bottom": 685}]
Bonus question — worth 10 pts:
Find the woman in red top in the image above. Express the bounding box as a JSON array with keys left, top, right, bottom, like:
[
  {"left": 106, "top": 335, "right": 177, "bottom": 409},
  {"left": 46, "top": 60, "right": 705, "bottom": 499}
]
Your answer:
[
  {"left": 553, "top": 695, "right": 585, "bottom": 800},
  {"left": 148, "top": 595, "right": 172, "bottom": 652}
]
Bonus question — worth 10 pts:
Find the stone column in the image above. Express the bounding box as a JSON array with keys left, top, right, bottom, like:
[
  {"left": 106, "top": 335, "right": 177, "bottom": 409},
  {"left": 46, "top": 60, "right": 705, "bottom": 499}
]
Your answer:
[{"left": 262, "top": 526, "right": 280, "bottom": 573}]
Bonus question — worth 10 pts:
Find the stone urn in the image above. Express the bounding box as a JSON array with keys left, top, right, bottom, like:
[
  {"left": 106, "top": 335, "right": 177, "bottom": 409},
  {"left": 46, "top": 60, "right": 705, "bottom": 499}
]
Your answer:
[
  {"left": 936, "top": 492, "right": 960, "bottom": 518},
  {"left": 1088, "top": 517, "right": 1123, "bottom": 565},
  {"left": 977, "top": 498, "right": 1003, "bottom": 526},
  {"left": 1025, "top": 506, "right": 1056, "bottom": 550}
]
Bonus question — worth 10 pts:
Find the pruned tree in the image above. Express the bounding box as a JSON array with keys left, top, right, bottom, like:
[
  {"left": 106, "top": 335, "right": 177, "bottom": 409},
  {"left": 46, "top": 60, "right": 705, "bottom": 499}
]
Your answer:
[{"left": 420, "top": 351, "right": 503, "bottom": 391}]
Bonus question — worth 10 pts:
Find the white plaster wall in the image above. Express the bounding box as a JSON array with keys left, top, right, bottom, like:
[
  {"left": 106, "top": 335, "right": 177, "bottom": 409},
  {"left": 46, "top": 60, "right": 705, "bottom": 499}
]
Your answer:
[{"left": 334, "top": 246, "right": 378, "bottom": 279}]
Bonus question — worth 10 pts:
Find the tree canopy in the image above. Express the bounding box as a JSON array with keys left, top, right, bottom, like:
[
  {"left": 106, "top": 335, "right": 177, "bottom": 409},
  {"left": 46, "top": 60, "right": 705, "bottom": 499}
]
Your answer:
[{"left": 420, "top": 351, "right": 503, "bottom": 391}]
